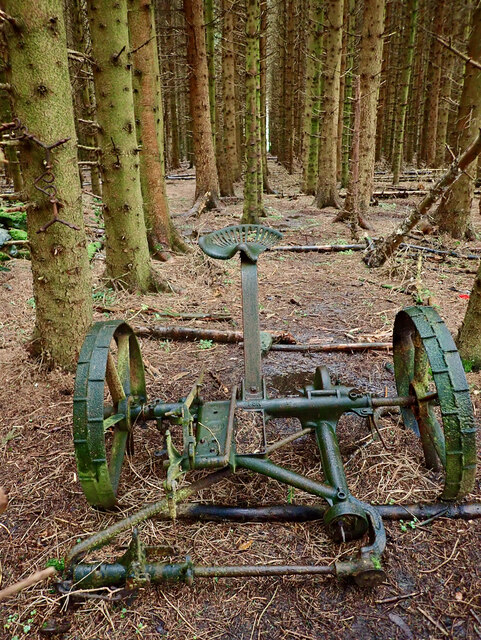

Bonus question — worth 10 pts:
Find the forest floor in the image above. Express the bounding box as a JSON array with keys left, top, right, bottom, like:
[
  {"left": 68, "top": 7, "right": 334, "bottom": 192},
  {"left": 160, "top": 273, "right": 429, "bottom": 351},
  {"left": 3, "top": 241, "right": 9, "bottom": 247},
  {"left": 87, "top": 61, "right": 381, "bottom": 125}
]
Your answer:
[{"left": 1, "top": 160, "right": 481, "bottom": 640}]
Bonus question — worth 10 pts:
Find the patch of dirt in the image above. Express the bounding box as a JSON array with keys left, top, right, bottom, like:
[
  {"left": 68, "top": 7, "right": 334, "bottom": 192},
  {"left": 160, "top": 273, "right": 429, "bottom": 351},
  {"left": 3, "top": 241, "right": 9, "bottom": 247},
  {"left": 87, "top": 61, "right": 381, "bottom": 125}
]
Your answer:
[{"left": 1, "top": 161, "right": 481, "bottom": 639}]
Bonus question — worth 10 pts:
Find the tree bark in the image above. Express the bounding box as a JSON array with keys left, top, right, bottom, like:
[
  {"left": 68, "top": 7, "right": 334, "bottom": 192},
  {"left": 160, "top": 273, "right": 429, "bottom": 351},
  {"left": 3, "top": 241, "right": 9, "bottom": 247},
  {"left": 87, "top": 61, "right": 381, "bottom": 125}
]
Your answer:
[
  {"left": 391, "top": 0, "right": 418, "bottom": 184},
  {"left": 128, "top": 0, "right": 188, "bottom": 255},
  {"left": 4, "top": 0, "right": 92, "bottom": 369},
  {"left": 458, "top": 257, "right": 481, "bottom": 368},
  {"left": 357, "top": 0, "right": 385, "bottom": 214},
  {"left": 423, "top": 0, "right": 446, "bottom": 167},
  {"left": 314, "top": 0, "right": 343, "bottom": 209},
  {"left": 221, "top": 0, "right": 239, "bottom": 183},
  {"left": 242, "top": 0, "right": 263, "bottom": 223},
  {"left": 434, "top": 6, "right": 481, "bottom": 239},
  {"left": 301, "top": 0, "right": 323, "bottom": 195},
  {"left": 184, "top": 0, "right": 221, "bottom": 209},
  {"left": 87, "top": 0, "right": 155, "bottom": 291}
]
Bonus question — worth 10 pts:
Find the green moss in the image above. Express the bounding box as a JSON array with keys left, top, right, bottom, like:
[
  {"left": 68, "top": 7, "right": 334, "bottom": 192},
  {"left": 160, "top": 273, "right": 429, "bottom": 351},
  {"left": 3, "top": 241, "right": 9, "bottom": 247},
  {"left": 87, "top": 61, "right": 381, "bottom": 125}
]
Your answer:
[{"left": 8, "top": 228, "right": 28, "bottom": 241}]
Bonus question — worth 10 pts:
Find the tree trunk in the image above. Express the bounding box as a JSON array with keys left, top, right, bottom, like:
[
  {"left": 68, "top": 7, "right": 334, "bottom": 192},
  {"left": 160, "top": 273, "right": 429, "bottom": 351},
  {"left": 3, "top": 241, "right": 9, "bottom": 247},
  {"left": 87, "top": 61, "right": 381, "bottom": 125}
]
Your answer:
[
  {"left": 183, "top": 0, "right": 220, "bottom": 209},
  {"left": 164, "top": 0, "right": 181, "bottom": 170},
  {"left": 424, "top": 0, "right": 446, "bottom": 167},
  {"left": 242, "top": 0, "right": 262, "bottom": 223},
  {"left": 283, "top": 0, "right": 296, "bottom": 174},
  {"left": 301, "top": 0, "right": 323, "bottom": 194},
  {"left": 458, "top": 259, "right": 481, "bottom": 368},
  {"left": 221, "top": 0, "right": 239, "bottom": 183},
  {"left": 357, "top": 0, "right": 385, "bottom": 214},
  {"left": 4, "top": 0, "right": 92, "bottom": 369},
  {"left": 314, "top": 0, "right": 343, "bottom": 209},
  {"left": 434, "top": 0, "right": 461, "bottom": 167},
  {"left": 434, "top": 6, "right": 481, "bottom": 239},
  {"left": 391, "top": 0, "right": 418, "bottom": 184},
  {"left": 128, "top": 0, "right": 187, "bottom": 255},
  {"left": 87, "top": 0, "right": 155, "bottom": 291},
  {"left": 259, "top": 0, "right": 272, "bottom": 194},
  {"left": 204, "top": 0, "right": 216, "bottom": 145}
]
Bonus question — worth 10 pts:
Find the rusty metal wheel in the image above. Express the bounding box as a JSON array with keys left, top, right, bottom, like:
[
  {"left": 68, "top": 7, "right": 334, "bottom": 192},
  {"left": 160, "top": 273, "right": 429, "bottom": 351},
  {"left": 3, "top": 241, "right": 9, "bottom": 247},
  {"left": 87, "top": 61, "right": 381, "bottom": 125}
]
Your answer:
[
  {"left": 73, "top": 321, "right": 146, "bottom": 508},
  {"left": 393, "top": 306, "right": 476, "bottom": 500}
]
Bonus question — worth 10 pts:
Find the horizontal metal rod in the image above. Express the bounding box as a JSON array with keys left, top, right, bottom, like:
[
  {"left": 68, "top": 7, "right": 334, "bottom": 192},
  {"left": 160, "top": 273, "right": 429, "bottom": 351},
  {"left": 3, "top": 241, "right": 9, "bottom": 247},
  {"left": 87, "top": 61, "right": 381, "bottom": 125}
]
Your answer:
[
  {"left": 157, "top": 502, "right": 481, "bottom": 523},
  {"left": 235, "top": 456, "right": 338, "bottom": 501},
  {"left": 71, "top": 561, "right": 335, "bottom": 588},
  {"left": 372, "top": 395, "right": 415, "bottom": 407},
  {"left": 195, "top": 565, "right": 335, "bottom": 578},
  {"left": 271, "top": 342, "right": 391, "bottom": 352}
]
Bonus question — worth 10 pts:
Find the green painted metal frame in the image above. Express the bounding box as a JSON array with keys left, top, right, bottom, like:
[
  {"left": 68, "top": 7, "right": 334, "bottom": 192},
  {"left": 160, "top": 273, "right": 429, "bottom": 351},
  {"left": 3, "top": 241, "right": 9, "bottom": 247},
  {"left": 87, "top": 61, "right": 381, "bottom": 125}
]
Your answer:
[{"left": 68, "top": 224, "right": 477, "bottom": 593}]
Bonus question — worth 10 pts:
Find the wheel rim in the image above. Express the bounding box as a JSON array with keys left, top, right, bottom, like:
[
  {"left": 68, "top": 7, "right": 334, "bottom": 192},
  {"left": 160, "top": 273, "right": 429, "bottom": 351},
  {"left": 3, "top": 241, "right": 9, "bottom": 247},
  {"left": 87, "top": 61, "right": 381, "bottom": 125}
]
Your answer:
[
  {"left": 73, "top": 321, "right": 146, "bottom": 508},
  {"left": 393, "top": 306, "right": 477, "bottom": 500}
]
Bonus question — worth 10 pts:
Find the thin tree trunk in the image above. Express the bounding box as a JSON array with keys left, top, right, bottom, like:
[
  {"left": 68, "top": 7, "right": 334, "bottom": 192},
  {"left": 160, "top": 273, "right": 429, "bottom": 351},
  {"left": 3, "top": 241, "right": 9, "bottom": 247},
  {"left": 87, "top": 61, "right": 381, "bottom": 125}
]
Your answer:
[
  {"left": 357, "top": 0, "right": 385, "bottom": 214},
  {"left": 222, "top": 0, "right": 238, "bottom": 185},
  {"left": 259, "top": 0, "right": 272, "bottom": 194},
  {"left": 314, "top": 0, "right": 343, "bottom": 209},
  {"left": 424, "top": 0, "right": 446, "bottom": 166},
  {"left": 4, "top": 0, "right": 92, "bottom": 368},
  {"left": 242, "top": 0, "right": 262, "bottom": 223},
  {"left": 391, "top": 0, "right": 418, "bottom": 184},
  {"left": 184, "top": 0, "right": 220, "bottom": 209},
  {"left": 129, "top": 0, "right": 188, "bottom": 255},
  {"left": 434, "top": 5, "right": 481, "bottom": 239},
  {"left": 205, "top": 0, "right": 216, "bottom": 145},
  {"left": 301, "top": 0, "right": 323, "bottom": 194}
]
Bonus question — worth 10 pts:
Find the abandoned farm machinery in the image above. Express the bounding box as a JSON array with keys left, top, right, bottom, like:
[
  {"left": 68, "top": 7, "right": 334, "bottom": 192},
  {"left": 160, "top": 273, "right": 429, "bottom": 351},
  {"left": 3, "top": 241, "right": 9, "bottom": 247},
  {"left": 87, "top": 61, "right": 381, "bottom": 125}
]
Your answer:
[{"left": 62, "top": 225, "right": 477, "bottom": 593}]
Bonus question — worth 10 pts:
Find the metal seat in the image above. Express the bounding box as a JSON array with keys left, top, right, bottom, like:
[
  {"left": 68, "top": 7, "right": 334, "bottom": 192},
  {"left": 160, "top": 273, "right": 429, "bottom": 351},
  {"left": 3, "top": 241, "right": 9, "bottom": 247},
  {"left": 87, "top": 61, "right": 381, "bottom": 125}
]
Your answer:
[{"left": 199, "top": 224, "right": 283, "bottom": 262}]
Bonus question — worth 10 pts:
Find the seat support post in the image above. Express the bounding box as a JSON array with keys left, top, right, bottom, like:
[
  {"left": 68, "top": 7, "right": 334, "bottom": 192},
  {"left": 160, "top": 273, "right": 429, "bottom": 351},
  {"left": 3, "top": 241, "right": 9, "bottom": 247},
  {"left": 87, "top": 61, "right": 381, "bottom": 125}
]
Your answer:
[{"left": 240, "top": 255, "right": 263, "bottom": 400}]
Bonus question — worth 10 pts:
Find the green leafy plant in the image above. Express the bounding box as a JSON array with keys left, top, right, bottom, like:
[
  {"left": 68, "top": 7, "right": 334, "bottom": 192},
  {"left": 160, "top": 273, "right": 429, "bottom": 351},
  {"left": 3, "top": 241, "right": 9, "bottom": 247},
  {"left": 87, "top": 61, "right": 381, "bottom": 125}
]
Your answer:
[
  {"left": 159, "top": 340, "right": 171, "bottom": 353},
  {"left": 87, "top": 241, "right": 102, "bottom": 261},
  {"left": 462, "top": 359, "right": 475, "bottom": 373},
  {"left": 46, "top": 558, "right": 65, "bottom": 572},
  {"left": 199, "top": 339, "right": 214, "bottom": 350}
]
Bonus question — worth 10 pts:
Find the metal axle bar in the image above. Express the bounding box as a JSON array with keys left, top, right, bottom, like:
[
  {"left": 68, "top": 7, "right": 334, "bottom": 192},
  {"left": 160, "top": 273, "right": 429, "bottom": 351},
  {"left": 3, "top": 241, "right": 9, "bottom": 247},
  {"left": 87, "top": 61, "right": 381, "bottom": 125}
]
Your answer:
[{"left": 158, "top": 501, "right": 481, "bottom": 523}]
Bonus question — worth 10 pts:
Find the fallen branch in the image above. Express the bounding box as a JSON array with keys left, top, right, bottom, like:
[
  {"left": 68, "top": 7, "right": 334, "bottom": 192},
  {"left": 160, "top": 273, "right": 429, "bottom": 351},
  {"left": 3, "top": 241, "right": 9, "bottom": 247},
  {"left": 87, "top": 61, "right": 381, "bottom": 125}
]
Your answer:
[
  {"left": 272, "top": 243, "right": 366, "bottom": 253},
  {"left": 134, "top": 325, "right": 296, "bottom": 344},
  {"left": 365, "top": 129, "right": 481, "bottom": 267},
  {"left": 96, "top": 307, "right": 232, "bottom": 322},
  {"left": 271, "top": 342, "right": 391, "bottom": 353},
  {"left": 186, "top": 191, "right": 212, "bottom": 218},
  {"left": 0, "top": 487, "right": 7, "bottom": 514},
  {"left": 0, "top": 567, "right": 57, "bottom": 602},
  {"left": 271, "top": 243, "right": 481, "bottom": 260}
]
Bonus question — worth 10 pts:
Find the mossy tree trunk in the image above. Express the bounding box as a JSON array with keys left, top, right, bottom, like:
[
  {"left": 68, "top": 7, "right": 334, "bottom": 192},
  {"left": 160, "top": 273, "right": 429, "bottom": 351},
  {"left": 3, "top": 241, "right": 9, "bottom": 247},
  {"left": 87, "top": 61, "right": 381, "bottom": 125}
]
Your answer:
[
  {"left": 314, "top": 0, "right": 342, "bottom": 209},
  {"left": 4, "top": 0, "right": 92, "bottom": 369},
  {"left": 391, "top": 0, "right": 418, "bottom": 184},
  {"left": 357, "top": 0, "right": 385, "bottom": 215},
  {"left": 458, "top": 259, "right": 481, "bottom": 368},
  {"left": 128, "top": 0, "right": 187, "bottom": 255},
  {"left": 221, "top": 0, "right": 239, "bottom": 183},
  {"left": 424, "top": 0, "right": 446, "bottom": 167},
  {"left": 259, "top": 0, "right": 272, "bottom": 194},
  {"left": 242, "top": 0, "right": 262, "bottom": 223},
  {"left": 184, "top": 0, "right": 220, "bottom": 209},
  {"left": 204, "top": 0, "right": 216, "bottom": 146},
  {"left": 87, "top": 0, "right": 155, "bottom": 291},
  {"left": 0, "top": 85, "right": 23, "bottom": 192},
  {"left": 435, "top": 5, "right": 481, "bottom": 239},
  {"left": 301, "top": 0, "right": 323, "bottom": 195}
]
